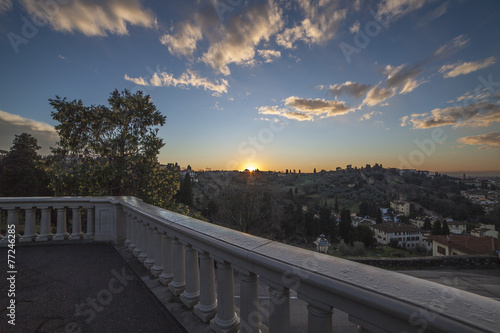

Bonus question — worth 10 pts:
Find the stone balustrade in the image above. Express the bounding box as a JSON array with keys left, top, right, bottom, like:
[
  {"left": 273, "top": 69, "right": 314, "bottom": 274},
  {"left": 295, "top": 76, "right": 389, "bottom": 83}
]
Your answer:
[{"left": 1, "top": 196, "right": 499, "bottom": 333}]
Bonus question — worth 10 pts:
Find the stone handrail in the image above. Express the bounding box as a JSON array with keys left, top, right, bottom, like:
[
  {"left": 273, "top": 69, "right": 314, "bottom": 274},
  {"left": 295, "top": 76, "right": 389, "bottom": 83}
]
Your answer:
[{"left": 1, "top": 196, "right": 499, "bottom": 333}]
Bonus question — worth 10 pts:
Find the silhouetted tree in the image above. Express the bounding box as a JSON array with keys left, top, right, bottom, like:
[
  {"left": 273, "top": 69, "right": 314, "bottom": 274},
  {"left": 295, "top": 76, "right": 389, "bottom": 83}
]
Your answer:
[
  {"left": 431, "top": 220, "right": 442, "bottom": 235},
  {"left": 339, "top": 208, "right": 353, "bottom": 244},
  {"left": 0, "top": 133, "right": 50, "bottom": 196}
]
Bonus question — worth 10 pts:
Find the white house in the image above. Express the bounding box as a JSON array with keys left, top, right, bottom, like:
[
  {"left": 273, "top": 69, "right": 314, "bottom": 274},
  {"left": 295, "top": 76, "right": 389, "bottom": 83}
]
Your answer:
[{"left": 371, "top": 223, "right": 422, "bottom": 249}]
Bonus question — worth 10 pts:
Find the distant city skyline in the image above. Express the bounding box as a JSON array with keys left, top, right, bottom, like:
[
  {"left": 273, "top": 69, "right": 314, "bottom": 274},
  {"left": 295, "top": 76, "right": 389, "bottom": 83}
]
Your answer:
[{"left": 1, "top": 0, "right": 499, "bottom": 174}]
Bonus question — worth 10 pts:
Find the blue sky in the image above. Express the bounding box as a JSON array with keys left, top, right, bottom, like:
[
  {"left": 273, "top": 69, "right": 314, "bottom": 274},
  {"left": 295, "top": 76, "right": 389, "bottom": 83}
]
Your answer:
[{"left": 1, "top": 0, "right": 499, "bottom": 173}]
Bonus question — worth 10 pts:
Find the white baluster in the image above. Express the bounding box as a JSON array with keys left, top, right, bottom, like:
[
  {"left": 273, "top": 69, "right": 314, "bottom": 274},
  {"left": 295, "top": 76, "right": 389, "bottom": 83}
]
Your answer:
[
  {"left": 159, "top": 233, "right": 173, "bottom": 286},
  {"left": 37, "top": 207, "right": 52, "bottom": 241},
  {"left": 7, "top": 208, "right": 19, "bottom": 239},
  {"left": 268, "top": 285, "right": 291, "bottom": 333},
  {"left": 238, "top": 270, "right": 260, "bottom": 333},
  {"left": 85, "top": 206, "right": 95, "bottom": 239},
  {"left": 132, "top": 218, "right": 142, "bottom": 258},
  {"left": 180, "top": 244, "right": 200, "bottom": 308},
  {"left": 194, "top": 251, "right": 217, "bottom": 322},
  {"left": 138, "top": 221, "right": 148, "bottom": 263},
  {"left": 150, "top": 229, "right": 163, "bottom": 277},
  {"left": 53, "top": 207, "right": 68, "bottom": 240},
  {"left": 168, "top": 237, "right": 185, "bottom": 296},
  {"left": 306, "top": 302, "right": 333, "bottom": 333},
  {"left": 69, "top": 207, "right": 83, "bottom": 240},
  {"left": 20, "top": 207, "right": 36, "bottom": 242},
  {"left": 144, "top": 225, "right": 155, "bottom": 269},
  {"left": 210, "top": 259, "right": 239, "bottom": 333}
]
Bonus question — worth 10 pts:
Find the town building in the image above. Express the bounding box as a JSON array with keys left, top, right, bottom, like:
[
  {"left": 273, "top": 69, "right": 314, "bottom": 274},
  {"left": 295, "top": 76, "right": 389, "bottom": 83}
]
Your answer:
[
  {"left": 370, "top": 223, "right": 422, "bottom": 249},
  {"left": 390, "top": 201, "right": 410, "bottom": 216},
  {"left": 428, "top": 235, "right": 500, "bottom": 256},
  {"left": 471, "top": 224, "right": 499, "bottom": 238},
  {"left": 447, "top": 221, "right": 467, "bottom": 235}
]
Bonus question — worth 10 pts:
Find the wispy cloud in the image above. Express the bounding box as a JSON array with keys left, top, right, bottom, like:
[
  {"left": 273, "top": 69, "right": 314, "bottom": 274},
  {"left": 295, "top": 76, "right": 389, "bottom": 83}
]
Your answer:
[
  {"left": 433, "top": 34, "right": 470, "bottom": 58},
  {"left": 361, "top": 84, "right": 396, "bottom": 107},
  {"left": 324, "top": 81, "right": 372, "bottom": 99},
  {"left": 349, "top": 21, "right": 360, "bottom": 34},
  {"left": 276, "top": 0, "right": 347, "bottom": 48},
  {"left": 0, "top": 110, "right": 58, "bottom": 154},
  {"left": 257, "top": 49, "right": 281, "bottom": 63},
  {"left": 360, "top": 111, "right": 382, "bottom": 121},
  {"left": 284, "top": 96, "right": 353, "bottom": 117},
  {"left": 458, "top": 132, "right": 500, "bottom": 149},
  {"left": 19, "top": 0, "right": 156, "bottom": 37},
  {"left": 258, "top": 105, "right": 313, "bottom": 121},
  {"left": 384, "top": 63, "right": 424, "bottom": 94},
  {"left": 124, "top": 69, "right": 229, "bottom": 95},
  {"left": 0, "top": 110, "right": 57, "bottom": 134},
  {"left": 415, "top": 1, "right": 450, "bottom": 29},
  {"left": 405, "top": 102, "right": 500, "bottom": 129},
  {"left": 439, "top": 56, "right": 496, "bottom": 78},
  {"left": 376, "top": 0, "right": 429, "bottom": 21}
]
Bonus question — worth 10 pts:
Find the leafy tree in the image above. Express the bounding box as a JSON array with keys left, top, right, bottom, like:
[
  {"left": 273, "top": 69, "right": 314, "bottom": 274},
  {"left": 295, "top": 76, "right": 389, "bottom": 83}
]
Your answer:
[
  {"left": 179, "top": 172, "right": 193, "bottom": 205},
  {"left": 0, "top": 133, "right": 51, "bottom": 196},
  {"left": 46, "top": 89, "right": 178, "bottom": 208},
  {"left": 353, "top": 225, "right": 376, "bottom": 248},
  {"left": 334, "top": 196, "right": 339, "bottom": 213},
  {"left": 339, "top": 208, "right": 353, "bottom": 244},
  {"left": 431, "top": 220, "right": 442, "bottom": 235}
]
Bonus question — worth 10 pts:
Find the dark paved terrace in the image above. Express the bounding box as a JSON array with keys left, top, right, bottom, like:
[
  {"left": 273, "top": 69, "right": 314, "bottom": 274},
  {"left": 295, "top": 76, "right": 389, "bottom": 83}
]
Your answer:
[{"left": 0, "top": 242, "right": 186, "bottom": 333}]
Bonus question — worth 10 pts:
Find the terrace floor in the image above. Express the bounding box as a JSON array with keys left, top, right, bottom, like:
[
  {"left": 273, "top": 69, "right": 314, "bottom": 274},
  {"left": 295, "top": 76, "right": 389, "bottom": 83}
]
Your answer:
[{"left": 1, "top": 242, "right": 499, "bottom": 332}]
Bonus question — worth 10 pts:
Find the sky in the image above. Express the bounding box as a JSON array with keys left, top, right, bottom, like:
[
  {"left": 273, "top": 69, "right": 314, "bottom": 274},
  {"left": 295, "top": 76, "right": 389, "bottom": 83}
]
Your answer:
[{"left": 0, "top": 0, "right": 499, "bottom": 174}]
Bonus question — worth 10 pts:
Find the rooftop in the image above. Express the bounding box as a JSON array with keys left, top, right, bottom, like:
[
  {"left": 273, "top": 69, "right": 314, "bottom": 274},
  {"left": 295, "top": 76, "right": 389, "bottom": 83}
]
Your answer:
[{"left": 428, "top": 235, "right": 500, "bottom": 255}]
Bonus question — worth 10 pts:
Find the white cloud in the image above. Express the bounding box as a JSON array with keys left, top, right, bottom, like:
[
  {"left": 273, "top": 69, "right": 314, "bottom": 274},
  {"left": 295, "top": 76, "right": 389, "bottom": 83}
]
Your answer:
[
  {"left": 439, "top": 56, "right": 496, "bottom": 78},
  {"left": 407, "top": 102, "right": 500, "bottom": 129},
  {"left": 0, "top": 110, "right": 58, "bottom": 154},
  {"left": 458, "top": 132, "right": 500, "bottom": 149},
  {"left": 257, "top": 49, "right": 282, "bottom": 63},
  {"left": 258, "top": 105, "right": 313, "bottom": 121},
  {"left": 361, "top": 84, "right": 396, "bottom": 107},
  {"left": 276, "top": 0, "right": 347, "bottom": 48},
  {"left": 384, "top": 64, "right": 423, "bottom": 94},
  {"left": 124, "top": 69, "right": 229, "bottom": 95},
  {"left": 0, "top": 110, "right": 57, "bottom": 134},
  {"left": 360, "top": 111, "right": 382, "bottom": 121},
  {"left": 326, "top": 81, "right": 372, "bottom": 99},
  {"left": 200, "top": 1, "right": 283, "bottom": 75},
  {"left": 19, "top": 0, "right": 156, "bottom": 36},
  {"left": 284, "top": 96, "right": 353, "bottom": 117},
  {"left": 433, "top": 34, "right": 470, "bottom": 58},
  {"left": 376, "top": 0, "right": 429, "bottom": 21},
  {"left": 349, "top": 21, "right": 360, "bottom": 34}
]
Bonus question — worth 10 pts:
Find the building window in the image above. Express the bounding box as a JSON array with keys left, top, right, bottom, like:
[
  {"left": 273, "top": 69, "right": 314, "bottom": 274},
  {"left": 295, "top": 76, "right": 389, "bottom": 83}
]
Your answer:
[{"left": 437, "top": 246, "right": 446, "bottom": 255}]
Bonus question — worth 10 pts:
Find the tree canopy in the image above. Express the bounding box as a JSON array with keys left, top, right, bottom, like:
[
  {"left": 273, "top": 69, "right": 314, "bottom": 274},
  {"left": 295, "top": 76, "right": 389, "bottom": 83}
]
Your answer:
[
  {"left": 45, "top": 89, "right": 178, "bottom": 208},
  {"left": 0, "top": 133, "right": 50, "bottom": 196}
]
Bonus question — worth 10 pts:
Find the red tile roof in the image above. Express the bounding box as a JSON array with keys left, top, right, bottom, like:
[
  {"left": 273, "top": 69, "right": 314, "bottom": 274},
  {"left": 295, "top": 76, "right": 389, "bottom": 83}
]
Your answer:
[{"left": 428, "top": 235, "right": 500, "bottom": 255}]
